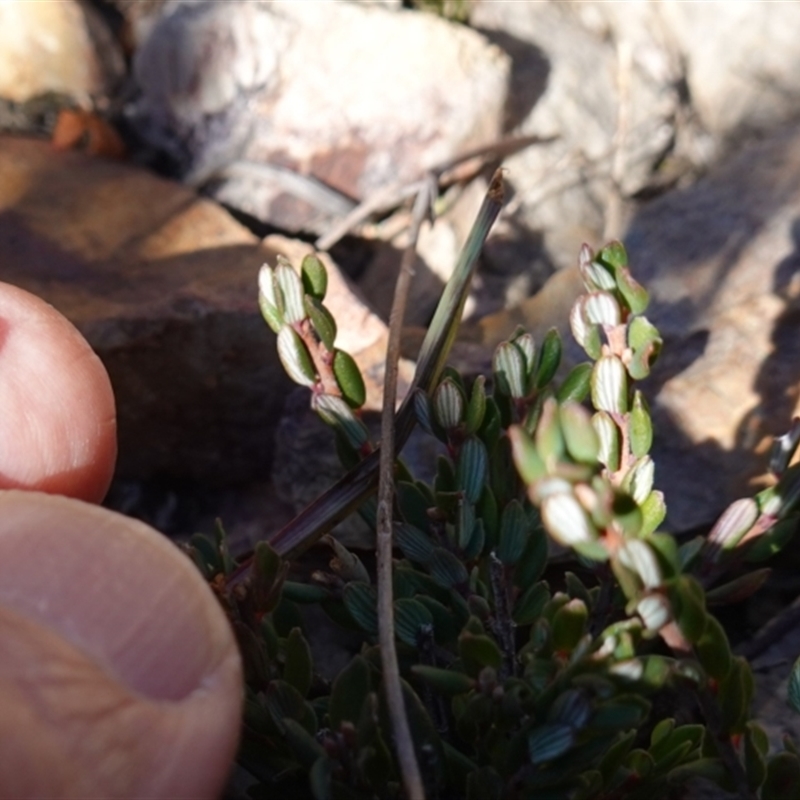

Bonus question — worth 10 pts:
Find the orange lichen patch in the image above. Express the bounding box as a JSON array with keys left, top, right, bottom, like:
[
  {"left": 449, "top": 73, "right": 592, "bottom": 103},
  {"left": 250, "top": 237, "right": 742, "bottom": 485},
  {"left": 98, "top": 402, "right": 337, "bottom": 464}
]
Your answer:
[{"left": 51, "top": 109, "right": 126, "bottom": 159}]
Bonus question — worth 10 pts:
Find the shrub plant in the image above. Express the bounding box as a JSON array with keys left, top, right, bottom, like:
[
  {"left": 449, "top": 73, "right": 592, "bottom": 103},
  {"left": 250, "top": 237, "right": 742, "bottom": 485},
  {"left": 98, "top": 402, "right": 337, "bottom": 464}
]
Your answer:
[{"left": 189, "top": 193, "right": 800, "bottom": 799}]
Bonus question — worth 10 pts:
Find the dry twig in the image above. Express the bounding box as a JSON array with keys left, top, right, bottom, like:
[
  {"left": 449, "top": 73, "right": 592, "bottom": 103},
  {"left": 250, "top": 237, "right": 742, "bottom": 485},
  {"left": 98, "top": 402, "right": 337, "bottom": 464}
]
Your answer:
[{"left": 376, "top": 178, "right": 436, "bottom": 800}]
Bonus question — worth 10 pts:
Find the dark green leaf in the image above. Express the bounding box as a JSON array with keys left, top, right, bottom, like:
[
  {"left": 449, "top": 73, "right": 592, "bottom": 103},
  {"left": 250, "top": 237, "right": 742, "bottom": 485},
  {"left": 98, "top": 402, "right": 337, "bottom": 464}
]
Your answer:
[
  {"left": 458, "top": 631, "right": 503, "bottom": 676},
  {"left": 265, "top": 680, "right": 317, "bottom": 735},
  {"left": 275, "top": 261, "right": 307, "bottom": 324},
  {"left": 394, "top": 522, "right": 434, "bottom": 564},
  {"left": 497, "top": 499, "right": 529, "bottom": 566},
  {"left": 557, "top": 362, "right": 593, "bottom": 404},
  {"left": 465, "top": 375, "right": 487, "bottom": 434},
  {"left": 493, "top": 340, "right": 527, "bottom": 399},
  {"left": 284, "top": 627, "right": 313, "bottom": 697},
  {"left": 762, "top": 752, "right": 800, "bottom": 800},
  {"left": 528, "top": 723, "right": 574, "bottom": 764},
  {"left": 412, "top": 664, "right": 475, "bottom": 697},
  {"left": 397, "top": 480, "right": 432, "bottom": 531},
  {"left": 695, "top": 614, "right": 732, "bottom": 681},
  {"left": 457, "top": 436, "right": 488, "bottom": 503},
  {"left": 552, "top": 598, "right": 588, "bottom": 653},
  {"left": 429, "top": 547, "right": 469, "bottom": 588},
  {"left": 301, "top": 253, "right": 328, "bottom": 299},
  {"left": 332, "top": 349, "right": 366, "bottom": 409},
  {"left": 277, "top": 325, "right": 317, "bottom": 387},
  {"left": 342, "top": 582, "right": 378, "bottom": 635},
  {"left": 394, "top": 598, "right": 434, "bottom": 647},
  {"left": 329, "top": 654, "right": 371, "bottom": 728},
  {"left": 535, "top": 328, "right": 562, "bottom": 389},
  {"left": 592, "top": 694, "right": 651, "bottom": 731}
]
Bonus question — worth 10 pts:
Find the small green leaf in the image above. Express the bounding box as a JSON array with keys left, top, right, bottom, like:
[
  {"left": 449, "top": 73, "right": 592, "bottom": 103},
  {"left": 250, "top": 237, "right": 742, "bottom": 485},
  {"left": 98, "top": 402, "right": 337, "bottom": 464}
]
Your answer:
[
  {"left": 509, "top": 425, "right": 547, "bottom": 485},
  {"left": 497, "top": 499, "right": 529, "bottom": 566},
  {"left": 615, "top": 267, "right": 649, "bottom": 316},
  {"left": 592, "top": 694, "right": 651, "bottom": 731},
  {"left": 528, "top": 723, "right": 574, "bottom": 764},
  {"left": 394, "top": 598, "right": 434, "bottom": 648},
  {"left": 324, "top": 534, "right": 371, "bottom": 583},
  {"left": 332, "top": 349, "right": 366, "bottom": 409},
  {"left": 640, "top": 490, "right": 667, "bottom": 536},
  {"left": 552, "top": 598, "right": 588, "bottom": 652},
  {"left": 329, "top": 654, "right": 371, "bottom": 728},
  {"left": 695, "top": 614, "right": 732, "bottom": 681},
  {"left": 535, "top": 328, "right": 562, "bottom": 389},
  {"left": 493, "top": 340, "right": 528, "bottom": 399},
  {"left": 429, "top": 548, "right": 468, "bottom": 589},
  {"left": 592, "top": 411, "right": 620, "bottom": 472},
  {"left": 549, "top": 688, "right": 591, "bottom": 729},
  {"left": 284, "top": 627, "right": 313, "bottom": 697},
  {"left": 465, "top": 375, "right": 487, "bottom": 434},
  {"left": 584, "top": 291, "right": 622, "bottom": 327},
  {"left": 457, "top": 436, "right": 488, "bottom": 503},
  {"left": 541, "top": 491, "right": 597, "bottom": 548},
  {"left": 434, "top": 377, "right": 466, "bottom": 430},
  {"left": 301, "top": 253, "right": 328, "bottom": 299},
  {"left": 592, "top": 355, "right": 628, "bottom": 415},
  {"left": 394, "top": 522, "right": 434, "bottom": 564},
  {"left": 275, "top": 259, "right": 307, "bottom": 324},
  {"left": 514, "top": 526, "right": 548, "bottom": 588},
  {"left": 569, "top": 300, "right": 603, "bottom": 360},
  {"left": 597, "top": 240, "right": 628, "bottom": 270},
  {"left": 672, "top": 575, "right": 707, "bottom": 644},
  {"left": 557, "top": 362, "right": 593, "bottom": 404},
  {"left": 535, "top": 397, "right": 565, "bottom": 465},
  {"left": 762, "top": 752, "right": 800, "bottom": 800},
  {"left": 706, "top": 568, "right": 771, "bottom": 605},
  {"left": 342, "top": 582, "right": 378, "bottom": 635},
  {"left": 629, "top": 391, "right": 653, "bottom": 457},
  {"left": 457, "top": 496, "right": 476, "bottom": 550},
  {"left": 513, "top": 580, "right": 550, "bottom": 625},
  {"left": 265, "top": 680, "right": 317, "bottom": 736},
  {"left": 304, "top": 295, "right": 337, "bottom": 350},
  {"left": 744, "top": 722, "right": 767, "bottom": 791},
  {"left": 277, "top": 325, "right": 317, "bottom": 387},
  {"left": 458, "top": 632, "right": 503, "bottom": 676},
  {"left": 560, "top": 402, "right": 600, "bottom": 464},
  {"left": 281, "top": 581, "right": 330, "bottom": 604},
  {"left": 580, "top": 250, "right": 617, "bottom": 292},
  {"left": 706, "top": 497, "right": 759, "bottom": 557},
  {"left": 412, "top": 665, "right": 475, "bottom": 697}
]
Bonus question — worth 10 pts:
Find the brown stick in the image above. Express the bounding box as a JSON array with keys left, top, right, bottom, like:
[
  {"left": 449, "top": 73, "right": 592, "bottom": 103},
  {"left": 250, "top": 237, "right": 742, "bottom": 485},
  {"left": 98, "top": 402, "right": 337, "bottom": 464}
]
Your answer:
[{"left": 376, "top": 178, "right": 435, "bottom": 800}]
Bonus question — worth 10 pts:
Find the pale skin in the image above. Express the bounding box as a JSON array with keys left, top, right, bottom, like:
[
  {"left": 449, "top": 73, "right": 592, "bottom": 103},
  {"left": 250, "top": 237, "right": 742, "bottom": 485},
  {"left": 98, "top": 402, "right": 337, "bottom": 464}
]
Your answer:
[{"left": 0, "top": 283, "right": 243, "bottom": 798}]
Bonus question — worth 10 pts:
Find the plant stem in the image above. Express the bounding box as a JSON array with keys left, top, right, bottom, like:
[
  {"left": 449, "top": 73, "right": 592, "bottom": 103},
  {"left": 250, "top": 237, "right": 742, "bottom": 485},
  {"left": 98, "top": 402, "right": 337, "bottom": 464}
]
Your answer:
[{"left": 377, "top": 180, "right": 434, "bottom": 800}]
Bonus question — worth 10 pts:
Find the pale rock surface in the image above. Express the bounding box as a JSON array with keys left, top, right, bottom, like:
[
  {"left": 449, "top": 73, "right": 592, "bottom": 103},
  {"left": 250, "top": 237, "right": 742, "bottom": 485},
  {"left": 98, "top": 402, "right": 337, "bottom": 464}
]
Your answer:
[
  {"left": 0, "top": 137, "right": 398, "bottom": 488},
  {"left": 471, "top": 0, "right": 679, "bottom": 270},
  {"left": 0, "top": 0, "right": 123, "bottom": 105},
  {"left": 575, "top": 1, "right": 800, "bottom": 145},
  {"left": 130, "top": 0, "right": 510, "bottom": 232}
]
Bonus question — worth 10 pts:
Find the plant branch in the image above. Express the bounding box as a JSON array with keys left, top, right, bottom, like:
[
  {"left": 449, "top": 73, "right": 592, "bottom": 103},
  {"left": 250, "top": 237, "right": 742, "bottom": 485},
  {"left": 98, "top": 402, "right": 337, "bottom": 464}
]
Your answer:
[
  {"left": 316, "top": 134, "right": 541, "bottom": 251},
  {"left": 377, "top": 179, "right": 434, "bottom": 800},
  {"left": 224, "top": 170, "right": 505, "bottom": 591}
]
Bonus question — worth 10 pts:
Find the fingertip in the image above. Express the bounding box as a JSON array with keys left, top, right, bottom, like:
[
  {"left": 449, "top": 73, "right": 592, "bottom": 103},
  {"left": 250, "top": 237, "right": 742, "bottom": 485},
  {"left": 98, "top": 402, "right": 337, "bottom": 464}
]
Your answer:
[{"left": 0, "top": 282, "right": 117, "bottom": 502}]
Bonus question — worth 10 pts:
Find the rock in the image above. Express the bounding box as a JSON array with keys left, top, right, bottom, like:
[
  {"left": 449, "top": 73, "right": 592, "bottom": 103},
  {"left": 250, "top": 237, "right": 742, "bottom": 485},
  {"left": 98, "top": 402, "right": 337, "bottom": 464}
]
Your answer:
[
  {"left": 0, "top": 136, "right": 401, "bottom": 488},
  {"left": 0, "top": 0, "right": 123, "bottom": 105},
  {"left": 130, "top": 0, "right": 510, "bottom": 233},
  {"left": 471, "top": 0, "right": 679, "bottom": 271},
  {"left": 579, "top": 1, "right": 800, "bottom": 145}
]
